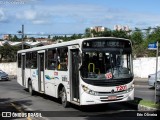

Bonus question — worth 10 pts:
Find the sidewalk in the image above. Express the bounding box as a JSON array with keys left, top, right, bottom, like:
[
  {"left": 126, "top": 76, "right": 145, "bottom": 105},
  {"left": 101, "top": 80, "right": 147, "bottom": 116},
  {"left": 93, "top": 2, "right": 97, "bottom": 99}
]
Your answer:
[
  {"left": 134, "top": 77, "right": 148, "bottom": 81},
  {"left": 130, "top": 77, "right": 160, "bottom": 111}
]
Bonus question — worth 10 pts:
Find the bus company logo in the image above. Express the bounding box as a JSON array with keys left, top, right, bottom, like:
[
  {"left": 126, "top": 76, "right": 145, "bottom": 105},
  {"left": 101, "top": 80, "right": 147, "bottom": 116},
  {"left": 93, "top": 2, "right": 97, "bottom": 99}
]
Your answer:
[
  {"left": 111, "top": 89, "right": 114, "bottom": 93},
  {"left": 105, "top": 72, "right": 112, "bottom": 79},
  {"left": 32, "top": 72, "right": 36, "bottom": 78},
  {"left": 45, "top": 75, "right": 51, "bottom": 80},
  {"left": 2, "top": 112, "right": 11, "bottom": 117},
  {"left": 54, "top": 72, "right": 58, "bottom": 76},
  {"left": 62, "top": 76, "right": 67, "bottom": 82}
]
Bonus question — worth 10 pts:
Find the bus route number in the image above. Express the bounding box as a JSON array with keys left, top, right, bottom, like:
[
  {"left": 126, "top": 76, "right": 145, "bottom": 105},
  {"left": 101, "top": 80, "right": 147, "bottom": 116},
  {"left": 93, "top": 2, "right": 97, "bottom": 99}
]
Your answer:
[{"left": 116, "top": 85, "right": 127, "bottom": 91}]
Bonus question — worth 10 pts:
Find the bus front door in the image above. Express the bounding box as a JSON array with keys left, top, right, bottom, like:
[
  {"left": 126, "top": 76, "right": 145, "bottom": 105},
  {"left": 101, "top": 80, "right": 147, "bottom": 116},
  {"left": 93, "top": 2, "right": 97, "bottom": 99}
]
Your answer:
[
  {"left": 22, "top": 54, "right": 26, "bottom": 86},
  {"left": 38, "top": 52, "right": 45, "bottom": 92},
  {"left": 70, "top": 49, "right": 80, "bottom": 102}
]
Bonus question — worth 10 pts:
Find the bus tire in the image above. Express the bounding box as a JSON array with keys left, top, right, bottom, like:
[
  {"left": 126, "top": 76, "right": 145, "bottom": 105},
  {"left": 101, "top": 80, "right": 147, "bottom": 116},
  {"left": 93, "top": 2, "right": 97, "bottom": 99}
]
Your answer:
[
  {"left": 61, "top": 87, "right": 69, "bottom": 108},
  {"left": 28, "top": 81, "right": 34, "bottom": 95}
]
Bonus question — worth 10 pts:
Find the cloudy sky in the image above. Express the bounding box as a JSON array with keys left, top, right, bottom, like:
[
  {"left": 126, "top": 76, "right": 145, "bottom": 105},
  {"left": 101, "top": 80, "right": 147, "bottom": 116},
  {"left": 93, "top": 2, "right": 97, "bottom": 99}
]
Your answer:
[{"left": 0, "top": 0, "right": 160, "bottom": 35}]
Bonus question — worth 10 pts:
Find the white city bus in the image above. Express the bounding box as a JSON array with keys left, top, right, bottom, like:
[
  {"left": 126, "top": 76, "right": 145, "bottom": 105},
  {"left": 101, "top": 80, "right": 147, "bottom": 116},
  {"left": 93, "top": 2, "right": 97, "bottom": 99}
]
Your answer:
[{"left": 17, "top": 37, "right": 134, "bottom": 107}]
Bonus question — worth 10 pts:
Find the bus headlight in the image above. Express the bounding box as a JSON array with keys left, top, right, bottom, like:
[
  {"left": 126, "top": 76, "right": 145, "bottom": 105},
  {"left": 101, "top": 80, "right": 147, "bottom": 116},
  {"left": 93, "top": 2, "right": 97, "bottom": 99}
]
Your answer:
[
  {"left": 82, "top": 85, "right": 89, "bottom": 91},
  {"left": 127, "top": 84, "right": 134, "bottom": 92},
  {"left": 82, "top": 85, "right": 98, "bottom": 95}
]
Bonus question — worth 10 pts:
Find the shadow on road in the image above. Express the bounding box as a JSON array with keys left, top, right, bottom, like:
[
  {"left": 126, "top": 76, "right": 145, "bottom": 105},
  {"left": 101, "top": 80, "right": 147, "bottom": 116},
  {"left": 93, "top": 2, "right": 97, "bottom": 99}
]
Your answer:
[
  {"left": 149, "top": 86, "right": 155, "bottom": 90},
  {"left": 0, "top": 98, "right": 33, "bottom": 119},
  {"left": 23, "top": 88, "right": 145, "bottom": 112},
  {"left": 0, "top": 79, "right": 11, "bottom": 82},
  {"left": 24, "top": 88, "right": 62, "bottom": 105},
  {"left": 123, "top": 97, "right": 143, "bottom": 110},
  {"left": 0, "top": 98, "right": 33, "bottom": 111},
  {"left": 22, "top": 88, "right": 141, "bottom": 113}
]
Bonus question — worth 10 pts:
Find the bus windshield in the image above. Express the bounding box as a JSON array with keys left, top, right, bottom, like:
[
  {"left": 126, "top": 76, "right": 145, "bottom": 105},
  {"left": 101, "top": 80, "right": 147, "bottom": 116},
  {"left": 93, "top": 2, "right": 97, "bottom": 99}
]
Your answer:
[{"left": 80, "top": 39, "right": 133, "bottom": 80}]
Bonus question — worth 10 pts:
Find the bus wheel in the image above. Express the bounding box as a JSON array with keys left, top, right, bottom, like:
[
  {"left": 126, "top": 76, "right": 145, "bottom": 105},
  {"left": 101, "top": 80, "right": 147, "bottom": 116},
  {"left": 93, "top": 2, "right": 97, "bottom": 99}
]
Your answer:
[
  {"left": 28, "top": 81, "right": 34, "bottom": 95},
  {"left": 61, "top": 87, "right": 69, "bottom": 108}
]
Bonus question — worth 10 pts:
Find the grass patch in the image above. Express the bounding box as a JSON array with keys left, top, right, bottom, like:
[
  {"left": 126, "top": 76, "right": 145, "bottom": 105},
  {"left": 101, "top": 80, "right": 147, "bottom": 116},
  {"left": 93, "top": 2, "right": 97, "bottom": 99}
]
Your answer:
[
  {"left": 139, "top": 100, "right": 160, "bottom": 108},
  {"left": 128, "top": 98, "right": 160, "bottom": 109}
]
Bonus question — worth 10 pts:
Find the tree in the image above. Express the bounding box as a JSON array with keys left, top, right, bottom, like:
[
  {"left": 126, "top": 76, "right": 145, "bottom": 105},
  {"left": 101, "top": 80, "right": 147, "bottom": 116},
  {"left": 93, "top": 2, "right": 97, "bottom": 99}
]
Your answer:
[
  {"left": 102, "top": 29, "right": 112, "bottom": 37},
  {"left": 0, "top": 45, "right": 20, "bottom": 62},
  {"left": 12, "top": 35, "right": 19, "bottom": 41},
  {"left": 145, "top": 27, "right": 152, "bottom": 38},
  {"left": 112, "top": 30, "right": 129, "bottom": 39},
  {"left": 8, "top": 34, "right": 12, "bottom": 40},
  {"left": 131, "top": 30, "right": 143, "bottom": 45},
  {"left": 48, "top": 35, "right": 51, "bottom": 39},
  {"left": 85, "top": 28, "right": 92, "bottom": 37},
  {"left": 130, "top": 29, "right": 145, "bottom": 57},
  {"left": 144, "top": 27, "right": 160, "bottom": 57},
  {"left": 0, "top": 45, "right": 12, "bottom": 62},
  {"left": 30, "top": 37, "right": 36, "bottom": 42},
  {"left": 24, "top": 35, "right": 28, "bottom": 39}
]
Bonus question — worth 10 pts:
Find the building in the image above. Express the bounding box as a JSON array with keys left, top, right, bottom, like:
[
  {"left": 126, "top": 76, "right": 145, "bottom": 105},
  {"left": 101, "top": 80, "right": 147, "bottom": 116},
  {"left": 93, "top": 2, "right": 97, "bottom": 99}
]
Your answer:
[
  {"left": 114, "top": 25, "right": 130, "bottom": 32},
  {"left": 3, "top": 34, "right": 10, "bottom": 40},
  {"left": 35, "top": 38, "right": 49, "bottom": 42},
  {"left": 90, "top": 26, "right": 106, "bottom": 32}
]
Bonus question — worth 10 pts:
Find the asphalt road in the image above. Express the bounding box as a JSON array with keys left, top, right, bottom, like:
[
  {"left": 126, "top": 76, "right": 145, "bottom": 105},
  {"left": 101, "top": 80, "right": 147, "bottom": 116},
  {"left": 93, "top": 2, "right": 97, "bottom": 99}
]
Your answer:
[
  {"left": 134, "top": 79, "right": 155, "bottom": 101},
  {"left": 0, "top": 79, "right": 158, "bottom": 120}
]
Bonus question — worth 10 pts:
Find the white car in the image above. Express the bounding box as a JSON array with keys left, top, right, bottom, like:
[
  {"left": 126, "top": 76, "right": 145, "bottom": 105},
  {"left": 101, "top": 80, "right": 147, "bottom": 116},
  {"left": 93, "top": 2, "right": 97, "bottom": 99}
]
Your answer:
[
  {"left": 0, "top": 70, "right": 9, "bottom": 81},
  {"left": 148, "top": 71, "right": 160, "bottom": 87}
]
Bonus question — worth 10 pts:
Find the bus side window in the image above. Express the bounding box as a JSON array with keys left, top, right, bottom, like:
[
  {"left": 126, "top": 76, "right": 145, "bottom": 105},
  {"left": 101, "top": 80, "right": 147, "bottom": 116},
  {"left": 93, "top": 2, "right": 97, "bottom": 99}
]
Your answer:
[
  {"left": 31, "top": 52, "right": 37, "bottom": 69},
  {"left": 18, "top": 53, "right": 21, "bottom": 68},
  {"left": 57, "top": 47, "right": 68, "bottom": 71},
  {"left": 47, "top": 49, "right": 57, "bottom": 70},
  {"left": 26, "top": 52, "right": 31, "bottom": 68}
]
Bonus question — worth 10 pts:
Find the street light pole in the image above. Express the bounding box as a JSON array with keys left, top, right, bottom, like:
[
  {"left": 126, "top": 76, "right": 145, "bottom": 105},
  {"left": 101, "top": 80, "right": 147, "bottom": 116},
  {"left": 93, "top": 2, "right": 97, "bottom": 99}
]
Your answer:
[{"left": 22, "top": 24, "right": 24, "bottom": 49}]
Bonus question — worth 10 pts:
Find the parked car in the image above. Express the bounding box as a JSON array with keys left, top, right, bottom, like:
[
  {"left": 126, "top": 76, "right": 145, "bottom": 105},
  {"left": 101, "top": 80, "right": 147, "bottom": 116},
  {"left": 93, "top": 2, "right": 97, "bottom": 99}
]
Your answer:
[
  {"left": 0, "top": 70, "right": 9, "bottom": 81},
  {"left": 148, "top": 71, "right": 160, "bottom": 87}
]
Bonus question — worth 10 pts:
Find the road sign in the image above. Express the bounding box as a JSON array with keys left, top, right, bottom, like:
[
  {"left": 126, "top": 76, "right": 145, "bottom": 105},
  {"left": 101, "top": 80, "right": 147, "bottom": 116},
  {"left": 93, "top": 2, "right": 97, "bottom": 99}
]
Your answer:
[{"left": 148, "top": 42, "right": 157, "bottom": 50}]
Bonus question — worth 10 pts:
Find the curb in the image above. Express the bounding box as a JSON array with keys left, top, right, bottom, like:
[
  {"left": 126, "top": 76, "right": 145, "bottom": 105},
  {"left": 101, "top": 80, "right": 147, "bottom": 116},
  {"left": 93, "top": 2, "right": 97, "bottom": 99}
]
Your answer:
[
  {"left": 138, "top": 104, "right": 157, "bottom": 111},
  {"left": 8, "top": 75, "right": 17, "bottom": 79},
  {"left": 125, "top": 102, "right": 159, "bottom": 111}
]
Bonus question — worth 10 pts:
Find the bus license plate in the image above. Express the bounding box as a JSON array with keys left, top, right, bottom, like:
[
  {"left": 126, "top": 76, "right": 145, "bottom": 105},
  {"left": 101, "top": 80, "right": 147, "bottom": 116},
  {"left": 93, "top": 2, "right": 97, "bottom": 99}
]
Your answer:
[{"left": 108, "top": 96, "right": 117, "bottom": 100}]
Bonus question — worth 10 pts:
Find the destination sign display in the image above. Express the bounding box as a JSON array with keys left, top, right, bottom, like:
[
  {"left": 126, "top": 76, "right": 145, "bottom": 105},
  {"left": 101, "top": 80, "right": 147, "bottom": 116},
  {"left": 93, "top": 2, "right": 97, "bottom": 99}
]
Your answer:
[{"left": 83, "top": 39, "right": 131, "bottom": 48}]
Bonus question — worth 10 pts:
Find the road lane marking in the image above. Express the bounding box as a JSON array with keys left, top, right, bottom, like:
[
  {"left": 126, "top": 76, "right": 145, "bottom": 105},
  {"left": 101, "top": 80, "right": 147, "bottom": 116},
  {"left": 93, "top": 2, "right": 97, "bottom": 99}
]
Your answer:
[
  {"left": 10, "top": 103, "right": 23, "bottom": 113},
  {"left": 10, "top": 103, "right": 32, "bottom": 120},
  {"left": 10, "top": 103, "right": 49, "bottom": 120},
  {"left": 27, "top": 116, "right": 32, "bottom": 120}
]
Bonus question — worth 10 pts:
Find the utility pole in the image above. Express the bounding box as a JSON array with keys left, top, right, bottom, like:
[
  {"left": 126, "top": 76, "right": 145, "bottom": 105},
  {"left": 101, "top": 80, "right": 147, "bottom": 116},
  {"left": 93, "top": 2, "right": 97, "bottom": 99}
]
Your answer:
[
  {"left": 22, "top": 24, "right": 24, "bottom": 49},
  {"left": 148, "top": 40, "right": 159, "bottom": 103},
  {"left": 155, "top": 41, "right": 159, "bottom": 103}
]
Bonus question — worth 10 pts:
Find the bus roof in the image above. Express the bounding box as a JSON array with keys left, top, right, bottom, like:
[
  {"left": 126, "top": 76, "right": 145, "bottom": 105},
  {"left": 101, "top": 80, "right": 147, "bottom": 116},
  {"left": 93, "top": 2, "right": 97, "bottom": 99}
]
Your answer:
[{"left": 17, "top": 37, "right": 131, "bottom": 53}]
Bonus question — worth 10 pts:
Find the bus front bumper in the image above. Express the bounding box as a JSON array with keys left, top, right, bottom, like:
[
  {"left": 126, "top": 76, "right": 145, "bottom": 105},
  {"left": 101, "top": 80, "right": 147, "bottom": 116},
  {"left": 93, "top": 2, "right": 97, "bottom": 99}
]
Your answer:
[{"left": 80, "top": 88, "right": 134, "bottom": 105}]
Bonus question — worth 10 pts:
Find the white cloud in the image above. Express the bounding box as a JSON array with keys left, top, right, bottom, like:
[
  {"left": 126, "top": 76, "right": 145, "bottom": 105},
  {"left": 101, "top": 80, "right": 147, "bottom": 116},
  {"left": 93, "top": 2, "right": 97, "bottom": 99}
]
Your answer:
[
  {"left": 2, "top": 3, "right": 160, "bottom": 33},
  {"left": 16, "top": 9, "right": 37, "bottom": 20},
  {"left": 24, "top": 10, "right": 37, "bottom": 20},
  {"left": 15, "top": 8, "right": 49, "bottom": 24},
  {"left": 32, "top": 20, "right": 47, "bottom": 24},
  {"left": 36, "top": 4, "right": 160, "bottom": 28},
  {"left": 0, "top": 9, "right": 6, "bottom": 22}
]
